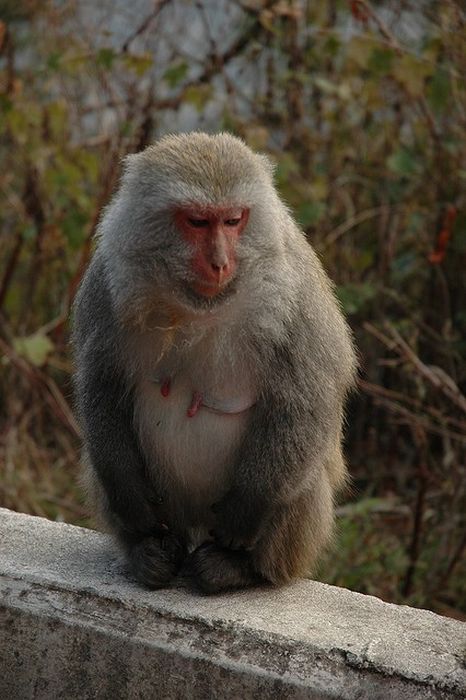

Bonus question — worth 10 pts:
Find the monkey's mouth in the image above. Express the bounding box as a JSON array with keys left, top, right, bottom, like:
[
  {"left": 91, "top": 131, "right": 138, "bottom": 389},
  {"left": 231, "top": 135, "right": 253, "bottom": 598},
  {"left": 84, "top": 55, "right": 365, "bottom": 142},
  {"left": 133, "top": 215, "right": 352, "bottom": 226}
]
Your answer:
[
  {"left": 182, "top": 277, "right": 238, "bottom": 307},
  {"left": 191, "top": 279, "right": 229, "bottom": 298}
]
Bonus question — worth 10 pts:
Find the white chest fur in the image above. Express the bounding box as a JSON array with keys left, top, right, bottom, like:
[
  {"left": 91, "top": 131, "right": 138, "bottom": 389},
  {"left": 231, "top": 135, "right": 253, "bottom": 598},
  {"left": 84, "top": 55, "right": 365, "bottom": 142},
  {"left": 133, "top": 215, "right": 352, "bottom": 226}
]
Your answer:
[{"left": 130, "top": 322, "right": 256, "bottom": 511}]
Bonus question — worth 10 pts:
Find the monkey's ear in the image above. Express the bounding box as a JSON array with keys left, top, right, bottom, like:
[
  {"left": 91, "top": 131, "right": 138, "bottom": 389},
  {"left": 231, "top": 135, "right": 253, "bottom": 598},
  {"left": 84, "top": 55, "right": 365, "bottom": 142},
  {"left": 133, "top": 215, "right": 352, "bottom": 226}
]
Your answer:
[
  {"left": 258, "top": 154, "right": 276, "bottom": 179},
  {"left": 122, "top": 152, "right": 142, "bottom": 174},
  {"left": 120, "top": 151, "right": 148, "bottom": 186}
]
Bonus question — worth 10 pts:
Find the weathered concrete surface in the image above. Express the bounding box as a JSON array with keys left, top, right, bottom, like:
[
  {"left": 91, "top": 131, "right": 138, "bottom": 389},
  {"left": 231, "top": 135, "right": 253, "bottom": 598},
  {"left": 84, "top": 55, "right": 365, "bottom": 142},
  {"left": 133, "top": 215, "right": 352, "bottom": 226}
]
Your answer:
[{"left": 0, "top": 508, "right": 464, "bottom": 700}]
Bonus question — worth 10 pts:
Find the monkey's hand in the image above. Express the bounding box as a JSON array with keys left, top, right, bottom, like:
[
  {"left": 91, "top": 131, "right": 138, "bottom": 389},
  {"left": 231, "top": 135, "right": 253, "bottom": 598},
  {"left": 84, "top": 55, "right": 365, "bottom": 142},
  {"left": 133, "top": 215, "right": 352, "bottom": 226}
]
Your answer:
[
  {"left": 129, "top": 532, "right": 187, "bottom": 589},
  {"left": 113, "top": 485, "right": 169, "bottom": 540},
  {"left": 211, "top": 489, "right": 272, "bottom": 551}
]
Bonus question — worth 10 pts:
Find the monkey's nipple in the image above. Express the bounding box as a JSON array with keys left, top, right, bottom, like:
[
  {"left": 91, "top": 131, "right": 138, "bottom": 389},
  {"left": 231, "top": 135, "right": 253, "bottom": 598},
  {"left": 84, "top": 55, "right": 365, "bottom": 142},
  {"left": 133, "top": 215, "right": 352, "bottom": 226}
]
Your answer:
[
  {"left": 187, "top": 391, "right": 203, "bottom": 418},
  {"left": 160, "top": 378, "right": 171, "bottom": 398}
]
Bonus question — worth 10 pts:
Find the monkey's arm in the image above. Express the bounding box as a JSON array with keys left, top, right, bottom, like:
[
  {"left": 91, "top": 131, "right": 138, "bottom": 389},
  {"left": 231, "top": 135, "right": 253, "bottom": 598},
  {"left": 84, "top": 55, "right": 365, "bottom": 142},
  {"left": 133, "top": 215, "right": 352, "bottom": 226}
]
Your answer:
[
  {"left": 73, "top": 260, "right": 163, "bottom": 542},
  {"left": 213, "top": 310, "right": 349, "bottom": 551},
  {"left": 78, "top": 361, "right": 166, "bottom": 539}
]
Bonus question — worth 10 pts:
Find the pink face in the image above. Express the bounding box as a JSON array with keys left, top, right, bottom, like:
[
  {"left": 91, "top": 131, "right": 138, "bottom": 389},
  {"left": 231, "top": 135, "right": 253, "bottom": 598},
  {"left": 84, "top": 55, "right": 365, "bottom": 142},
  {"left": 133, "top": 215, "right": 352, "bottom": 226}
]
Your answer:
[{"left": 174, "top": 205, "right": 250, "bottom": 298}]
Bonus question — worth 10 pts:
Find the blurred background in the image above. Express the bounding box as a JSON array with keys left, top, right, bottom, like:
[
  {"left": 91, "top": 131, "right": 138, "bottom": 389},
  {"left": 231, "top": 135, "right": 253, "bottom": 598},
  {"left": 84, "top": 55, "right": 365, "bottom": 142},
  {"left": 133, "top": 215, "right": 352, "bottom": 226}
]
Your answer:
[{"left": 0, "top": 0, "right": 465, "bottom": 618}]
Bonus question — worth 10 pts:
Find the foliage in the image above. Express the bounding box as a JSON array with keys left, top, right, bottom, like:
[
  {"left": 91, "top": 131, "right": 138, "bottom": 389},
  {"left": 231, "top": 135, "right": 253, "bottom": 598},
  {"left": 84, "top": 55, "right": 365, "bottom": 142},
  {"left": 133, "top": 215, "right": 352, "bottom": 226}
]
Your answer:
[{"left": 0, "top": 0, "right": 465, "bottom": 617}]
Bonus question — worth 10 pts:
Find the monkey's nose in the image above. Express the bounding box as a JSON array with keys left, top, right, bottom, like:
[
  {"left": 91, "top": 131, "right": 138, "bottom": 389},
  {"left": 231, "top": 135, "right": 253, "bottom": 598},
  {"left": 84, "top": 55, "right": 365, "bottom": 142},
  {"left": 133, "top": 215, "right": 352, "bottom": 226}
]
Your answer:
[
  {"left": 211, "top": 261, "right": 227, "bottom": 271},
  {"left": 210, "top": 261, "right": 229, "bottom": 284}
]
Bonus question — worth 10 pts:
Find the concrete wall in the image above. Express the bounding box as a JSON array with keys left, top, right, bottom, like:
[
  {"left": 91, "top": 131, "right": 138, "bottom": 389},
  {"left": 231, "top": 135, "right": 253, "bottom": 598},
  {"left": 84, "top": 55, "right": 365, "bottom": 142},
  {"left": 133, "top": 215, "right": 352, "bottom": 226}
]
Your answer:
[{"left": 0, "top": 507, "right": 464, "bottom": 699}]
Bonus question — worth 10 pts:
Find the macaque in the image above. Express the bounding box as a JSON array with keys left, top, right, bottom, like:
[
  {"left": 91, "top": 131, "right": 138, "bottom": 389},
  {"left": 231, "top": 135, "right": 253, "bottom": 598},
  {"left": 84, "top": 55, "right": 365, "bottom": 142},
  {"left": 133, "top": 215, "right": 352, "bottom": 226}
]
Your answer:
[{"left": 72, "top": 132, "right": 357, "bottom": 593}]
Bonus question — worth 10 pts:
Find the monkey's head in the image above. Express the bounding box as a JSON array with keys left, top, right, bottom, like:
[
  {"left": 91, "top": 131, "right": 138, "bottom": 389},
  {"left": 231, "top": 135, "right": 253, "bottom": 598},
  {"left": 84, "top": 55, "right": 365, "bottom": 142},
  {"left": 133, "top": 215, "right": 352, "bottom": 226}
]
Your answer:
[{"left": 98, "top": 132, "right": 284, "bottom": 321}]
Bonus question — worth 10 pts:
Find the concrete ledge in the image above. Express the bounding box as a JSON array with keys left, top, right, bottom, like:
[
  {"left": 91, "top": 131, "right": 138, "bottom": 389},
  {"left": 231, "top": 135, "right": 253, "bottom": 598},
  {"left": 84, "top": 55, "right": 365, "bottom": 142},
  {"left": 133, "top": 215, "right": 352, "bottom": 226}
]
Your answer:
[{"left": 0, "top": 508, "right": 464, "bottom": 699}]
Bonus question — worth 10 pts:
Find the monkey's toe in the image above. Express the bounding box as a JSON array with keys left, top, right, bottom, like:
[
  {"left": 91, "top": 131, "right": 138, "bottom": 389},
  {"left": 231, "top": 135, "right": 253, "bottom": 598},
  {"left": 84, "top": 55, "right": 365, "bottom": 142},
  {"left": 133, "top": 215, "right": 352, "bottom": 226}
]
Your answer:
[
  {"left": 129, "top": 533, "right": 186, "bottom": 589},
  {"left": 186, "top": 541, "right": 261, "bottom": 594}
]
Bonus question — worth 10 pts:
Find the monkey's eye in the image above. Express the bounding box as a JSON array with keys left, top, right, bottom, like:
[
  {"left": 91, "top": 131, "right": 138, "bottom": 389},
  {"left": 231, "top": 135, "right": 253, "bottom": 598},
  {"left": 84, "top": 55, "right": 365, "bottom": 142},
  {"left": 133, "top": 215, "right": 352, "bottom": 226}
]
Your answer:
[
  {"left": 188, "top": 218, "right": 209, "bottom": 228},
  {"left": 224, "top": 218, "right": 242, "bottom": 226}
]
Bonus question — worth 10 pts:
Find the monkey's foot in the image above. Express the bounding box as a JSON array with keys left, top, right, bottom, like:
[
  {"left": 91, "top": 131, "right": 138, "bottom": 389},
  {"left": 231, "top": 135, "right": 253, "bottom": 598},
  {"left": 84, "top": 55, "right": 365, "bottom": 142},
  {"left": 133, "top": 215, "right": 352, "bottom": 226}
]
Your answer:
[
  {"left": 129, "top": 533, "right": 186, "bottom": 589},
  {"left": 186, "top": 541, "right": 262, "bottom": 594}
]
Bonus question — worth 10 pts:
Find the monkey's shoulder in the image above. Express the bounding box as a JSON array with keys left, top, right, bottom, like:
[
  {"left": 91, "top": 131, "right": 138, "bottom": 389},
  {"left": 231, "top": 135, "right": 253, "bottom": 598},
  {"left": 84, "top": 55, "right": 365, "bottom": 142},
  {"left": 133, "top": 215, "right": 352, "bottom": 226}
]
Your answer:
[{"left": 72, "top": 254, "right": 115, "bottom": 343}]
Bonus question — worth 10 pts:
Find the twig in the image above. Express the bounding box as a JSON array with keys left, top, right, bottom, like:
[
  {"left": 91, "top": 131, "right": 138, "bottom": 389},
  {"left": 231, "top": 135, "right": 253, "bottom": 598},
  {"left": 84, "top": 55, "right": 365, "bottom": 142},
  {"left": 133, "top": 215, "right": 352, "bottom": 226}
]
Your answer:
[
  {"left": 356, "top": 0, "right": 403, "bottom": 55},
  {"left": 121, "top": 0, "right": 171, "bottom": 53},
  {"left": 402, "top": 425, "right": 429, "bottom": 598},
  {"left": 359, "top": 378, "right": 466, "bottom": 433},
  {"left": 434, "top": 530, "right": 466, "bottom": 595},
  {"left": 364, "top": 322, "right": 466, "bottom": 414},
  {"left": 0, "top": 230, "right": 23, "bottom": 311},
  {"left": 0, "top": 336, "right": 80, "bottom": 438},
  {"left": 388, "top": 325, "right": 466, "bottom": 414},
  {"left": 65, "top": 150, "right": 122, "bottom": 310},
  {"left": 320, "top": 207, "right": 387, "bottom": 249},
  {"left": 361, "top": 390, "right": 466, "bottom": 444}
]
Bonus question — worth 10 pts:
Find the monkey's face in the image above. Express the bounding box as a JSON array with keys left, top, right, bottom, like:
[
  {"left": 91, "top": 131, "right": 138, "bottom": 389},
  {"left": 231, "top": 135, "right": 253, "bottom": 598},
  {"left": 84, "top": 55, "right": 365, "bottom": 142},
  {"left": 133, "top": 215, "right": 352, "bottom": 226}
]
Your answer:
[
  {"left": 106, "top": 133, "right": 282, "bottom": 317},
  {"left": 173, "top": 205, "right": 249, "bottom": 300}
]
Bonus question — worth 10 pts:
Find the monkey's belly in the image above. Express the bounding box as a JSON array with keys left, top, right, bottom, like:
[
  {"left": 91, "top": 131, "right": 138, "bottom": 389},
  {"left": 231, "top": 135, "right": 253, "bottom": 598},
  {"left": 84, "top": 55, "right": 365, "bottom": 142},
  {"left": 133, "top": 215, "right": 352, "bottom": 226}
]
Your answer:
[{"left": 134, "top": 378, "right": 252, "bottom": 516}]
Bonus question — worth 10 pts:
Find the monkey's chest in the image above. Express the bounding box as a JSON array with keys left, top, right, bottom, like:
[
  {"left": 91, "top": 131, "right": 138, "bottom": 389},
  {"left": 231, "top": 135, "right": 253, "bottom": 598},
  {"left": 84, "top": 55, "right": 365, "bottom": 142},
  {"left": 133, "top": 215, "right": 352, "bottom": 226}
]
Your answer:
[{"left": 133, "top": 371, "right": 255, "bottom": 507}]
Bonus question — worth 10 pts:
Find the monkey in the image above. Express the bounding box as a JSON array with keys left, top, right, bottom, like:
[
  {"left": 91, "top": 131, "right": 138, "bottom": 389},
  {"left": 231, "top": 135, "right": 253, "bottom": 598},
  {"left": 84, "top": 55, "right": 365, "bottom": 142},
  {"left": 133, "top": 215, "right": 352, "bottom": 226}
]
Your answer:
[{"left": 72, "top": 132, "right": 357, "bottom": 594}]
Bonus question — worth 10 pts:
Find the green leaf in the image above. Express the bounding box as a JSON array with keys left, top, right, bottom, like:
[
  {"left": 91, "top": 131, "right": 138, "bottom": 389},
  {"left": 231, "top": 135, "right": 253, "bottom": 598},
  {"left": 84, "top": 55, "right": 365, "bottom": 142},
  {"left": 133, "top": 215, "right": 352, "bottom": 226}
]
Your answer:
[
  {"left": 0, "top": 93, "right": 13, "bottom": 113},
  {"left": 406, "top": 211, "right": 424, "bottom": 234},
  {"left": 120, "top": 121, "right": 133, "bottom": 137},
  {"left": 368, "top": 48, "right": 394, "bottom": 76},
  {"left": 393, "top": 54, "right": 432, "bottom": 97},
  {"left": 47, "top": 51, "right": 62, "bottom": 71},
  {"left": 47, "top": 101, "right": 68, "bottom": 139},
  {"left": 13, "top": 332, "right": 54, "bottom": 367},
  {"left": 347, "top": 36, "right": 379, "bottom": 68},
  {"left": 163, "top": 61, "right": 188, "bottom": 88},
  {"left": 123, "top": 53, "right": 153, "bottom": 76},
  {"left": 452, "top": 214, "right": 466, "bottom": 253},
  {"left": 354, "top": 249, "right": 374, "bottom": 271},
  {"left": 340, "top": 497, "right": 389, "bottom": 517},
  {"left": 313, "top": 76, "right": 351, "bottom": 100},
  {"left": 275, "top": 153, "right": 299, "bottom": 182},
  {"left": 5, "top": 110, "right": 27, "bottom": 141},
  {"left": 387, "top": 147, "right": 418, "bottom": 177},
  {"left": 62, "top": 209, "right": 88, "bottom": 250},
  {"left": 74, "top": 150, "right": 99, "bottom": 184},
  {"left": 427, "top": 67, "right": 450, "bottom": 113},
  {"left": 96, "top": 48, "right": 116, "bottom": 70},
  {"left": 21, "top": 224, "right": 37, "bottom": 241},
  {"left": 391, "top": 252, "right": 417, "bottom": 279},
  {"left": 47, "top": 160, "right": 82, "bottom": 192},
  {"left": 324, "top": 36, "right": 340, "bottom": 57},
  {"left": 184, "top": 84, "right": 212, "bottom": 111},
  {"left": 297, "top": 201, "right": 326, "bottom": 228},
  {"left": 337, "top": 283, "right": 376, "bottom": 315}
]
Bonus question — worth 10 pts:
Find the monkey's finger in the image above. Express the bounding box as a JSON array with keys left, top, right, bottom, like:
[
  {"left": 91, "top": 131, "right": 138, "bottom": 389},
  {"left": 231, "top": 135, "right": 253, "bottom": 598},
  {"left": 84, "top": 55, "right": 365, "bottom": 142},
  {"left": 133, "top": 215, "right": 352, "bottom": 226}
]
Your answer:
[{"left": 211, "top": 529, "right": 256, "bottom": 552}]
